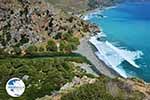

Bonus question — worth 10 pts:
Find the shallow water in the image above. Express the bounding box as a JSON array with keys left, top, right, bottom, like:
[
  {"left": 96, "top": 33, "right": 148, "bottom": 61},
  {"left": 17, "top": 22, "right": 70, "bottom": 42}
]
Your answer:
[{"left": 87, "top": 1, "right": 150, "bottom": 82}]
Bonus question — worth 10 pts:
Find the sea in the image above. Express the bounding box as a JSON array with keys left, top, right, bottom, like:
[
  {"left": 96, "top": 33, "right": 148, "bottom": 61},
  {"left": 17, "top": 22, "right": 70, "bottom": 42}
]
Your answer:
[{"left": 85, "top": 1, "right": 150, "bottom": 82}]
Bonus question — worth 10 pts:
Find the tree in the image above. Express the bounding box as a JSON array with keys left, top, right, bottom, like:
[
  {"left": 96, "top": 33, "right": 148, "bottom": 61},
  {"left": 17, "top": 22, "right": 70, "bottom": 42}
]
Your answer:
[
  {"left": 0, "top": 48, "right": 4, "bottom": 55},
  {"left": 71, "top": 37, "right": 80, "bottom": 45},
  {"left": 20, "top": 34, "right": 29, "bottom": 45},
  {"left": 46, "top": 39, "right": 57, "bottom": 52},
  {"left": 39, "top": 46, "right": 45, "bottom": 52},
  {"left": 13, "top": 47, "right": 21, "bottom": 55},
  {"left": 62, "top": 32, "right": 72, "bottom": 41},
  {"left": 26, "top": 45, "right": 37, "bottom": 54},
  {"left": 60, "top": 40, "right": 67, "bottom": 52}
]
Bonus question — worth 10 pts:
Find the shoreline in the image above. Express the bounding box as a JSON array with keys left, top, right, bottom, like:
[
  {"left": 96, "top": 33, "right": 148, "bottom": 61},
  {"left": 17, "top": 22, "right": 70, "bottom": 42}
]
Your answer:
[
  {"left": 78, "top": 5, "right": 148, "bottom": 83},
  {"left": 75, "top": 5, "right": 122, "bottom": 79},
  {"left": 80, "top": 5, "right": 117, "bottom": 20},
  {"left": 74, "top": 33, "right": 120, "bottom": 78}
]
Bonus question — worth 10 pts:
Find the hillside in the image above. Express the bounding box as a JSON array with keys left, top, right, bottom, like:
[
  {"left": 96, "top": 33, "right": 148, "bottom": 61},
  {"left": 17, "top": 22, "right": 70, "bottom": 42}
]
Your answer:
[
  {"left": 0, "top": 0, "right": 120, "bottom": 56},
  {"left": 46, "top": 0, "right": 89, "bottom": 13},
  {"left": 46, "top": 0, "right": 120, "bottom": 13},
  {"left": 38, "top": 77, "right": 150, "bottom": 100},
  {"left": 0, "top": 0, "right": 99, "bottom": 56},
  {"left": 0, "top": 0, "right": 150, "bottom": 100}
]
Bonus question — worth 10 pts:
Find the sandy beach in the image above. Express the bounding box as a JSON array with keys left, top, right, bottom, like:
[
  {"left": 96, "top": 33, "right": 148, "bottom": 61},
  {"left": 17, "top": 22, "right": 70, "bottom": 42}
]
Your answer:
[{"left": 74, "top": 33, "right": 119, "bottom": 78}]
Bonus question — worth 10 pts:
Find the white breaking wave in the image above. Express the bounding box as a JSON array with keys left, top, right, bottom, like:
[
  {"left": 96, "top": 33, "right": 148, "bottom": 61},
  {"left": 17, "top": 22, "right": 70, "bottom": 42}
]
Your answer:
[
  {"left": 82, "top": 13, "right": 106, "bottom": 20},
  {"left": 82, "top": 9, "right": 103, "bottom": 20},
  {"left": 98, "top": 32, "right": 107, "bottom": 37},
  {"left": 82, "top": 6, "right": 117, "bottom": 21},
  {"left": 95, "top": 51, "right": 128, "bottom": 78},
  {"left": 89, "top": 36, "right": 143, "bottom": 78},
  {"left": 82, "top": 15, "right": 90, "bottom": 20},
  {"left": 105, "top": 41, "right": 143, "bottom": 68}
]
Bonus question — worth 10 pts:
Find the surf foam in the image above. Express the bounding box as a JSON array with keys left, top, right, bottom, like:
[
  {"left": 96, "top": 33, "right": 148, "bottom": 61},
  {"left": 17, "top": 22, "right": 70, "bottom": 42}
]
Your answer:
[{"left": 89, "top": 36, "right": 143, "bottom": 78}]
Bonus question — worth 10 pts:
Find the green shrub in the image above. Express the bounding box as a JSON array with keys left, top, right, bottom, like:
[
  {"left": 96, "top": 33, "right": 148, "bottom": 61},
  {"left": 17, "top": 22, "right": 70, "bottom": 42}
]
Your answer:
[
  {"left": 0, "top": 58, "right": 83, "bottom": 100},
  {"left": 61, "top": 77, "right": 145, "bottom": 100},
  {"left": 46, "top": 39, "right": 57, "bottom": 51}
]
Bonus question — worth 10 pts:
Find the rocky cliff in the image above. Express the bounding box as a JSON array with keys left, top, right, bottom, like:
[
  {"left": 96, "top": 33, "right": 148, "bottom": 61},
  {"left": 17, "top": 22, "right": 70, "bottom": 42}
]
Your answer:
[{"left": 0, "top": 0, "right": 99, "bottom": 55}]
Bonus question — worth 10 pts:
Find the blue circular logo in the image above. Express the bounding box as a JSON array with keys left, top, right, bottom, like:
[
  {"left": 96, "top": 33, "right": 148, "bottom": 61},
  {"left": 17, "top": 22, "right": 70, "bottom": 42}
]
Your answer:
[{"left": 6, "top": 78, "right": 25, "bottom": 97}]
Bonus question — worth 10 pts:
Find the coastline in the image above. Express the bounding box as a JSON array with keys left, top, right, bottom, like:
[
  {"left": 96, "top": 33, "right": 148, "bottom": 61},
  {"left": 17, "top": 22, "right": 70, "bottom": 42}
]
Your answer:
[
  {"left": 78, "top": 4, "right": 146, "bottom": 82},
  {"left": 74, "top": 32, "right": 120, "bottom": 78},
  {"left": 80, "top": 6, "right": 117, "bottom": 20},
  {"left": 75, "top": 5, "right": 122, "bottom": 79}
]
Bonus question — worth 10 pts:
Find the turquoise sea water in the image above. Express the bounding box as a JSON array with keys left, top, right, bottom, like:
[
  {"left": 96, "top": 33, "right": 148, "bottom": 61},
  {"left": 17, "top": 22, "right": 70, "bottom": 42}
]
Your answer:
[{"left": 88, "top": 1, "right": 150, "bottom": 82}]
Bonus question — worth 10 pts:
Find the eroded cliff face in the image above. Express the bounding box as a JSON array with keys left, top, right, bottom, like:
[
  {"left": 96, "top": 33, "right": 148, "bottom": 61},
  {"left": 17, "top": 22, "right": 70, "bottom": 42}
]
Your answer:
[
  {"left": 0, "top": 0, "right": 150, "bottom": 100},
  {"left": 0, "top": 0, "right": 120, "bottom": 55},
  {"left": 0, "top": 0, "right": 98, "bottom": 55},
  {"left": 0, "top": 0, "right": 55, "bottom": 47}
]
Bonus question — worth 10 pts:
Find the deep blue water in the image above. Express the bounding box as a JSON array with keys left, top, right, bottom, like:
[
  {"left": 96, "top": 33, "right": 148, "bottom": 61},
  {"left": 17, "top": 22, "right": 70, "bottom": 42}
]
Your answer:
[{"left": 88, "top": 1, "right": 150, "bottom": 82}]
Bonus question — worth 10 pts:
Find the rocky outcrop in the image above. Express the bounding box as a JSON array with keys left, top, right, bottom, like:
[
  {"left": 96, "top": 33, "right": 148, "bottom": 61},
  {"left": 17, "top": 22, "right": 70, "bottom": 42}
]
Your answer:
[
  {"left": 88, "top": 0, "right": 121, "bottom": 9},
  {"left": 36, "top": 76, "right": 97, "bottom": 100},
  {"left": 37, "top": 77, "right": 150, "bottom": 100},
  {"left": 0, "top": 0, "right": 98, "bottom": 54}
]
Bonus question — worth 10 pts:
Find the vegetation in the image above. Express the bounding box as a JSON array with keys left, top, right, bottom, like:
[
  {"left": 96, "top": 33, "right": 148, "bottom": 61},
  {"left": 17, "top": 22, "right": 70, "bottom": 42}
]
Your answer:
[
  {"left": 47, "top": 0, "right": 89, "bottom": 13},
  {"left": 26, "top": 45, "right": 38, "bottom": 54},
  {"left": 88, "top": 0, "right": 121, "bottom": 9},
  {"left": 0, "top": 57, "right": 87, "bottom": 100},
  {"left": 0, "top": 0, "right": 149, "bottom": 100},
  {"left": 59, "top": 32, "right": 80, "bottom": 52},
  {"left": 0, "top": 32, "right": 80, "bottom": 56},
  {"left": 0, "top": 0, "right": 91, "bottom": 55},
  {"left": 46, "top": 39, "right": 57, "bottom": 52},
  {"left": 61, "top": 77, "right": 145, "bottom": 100}
]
